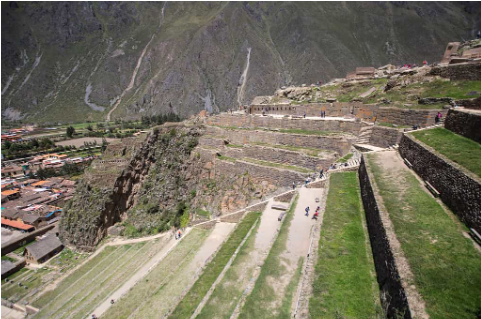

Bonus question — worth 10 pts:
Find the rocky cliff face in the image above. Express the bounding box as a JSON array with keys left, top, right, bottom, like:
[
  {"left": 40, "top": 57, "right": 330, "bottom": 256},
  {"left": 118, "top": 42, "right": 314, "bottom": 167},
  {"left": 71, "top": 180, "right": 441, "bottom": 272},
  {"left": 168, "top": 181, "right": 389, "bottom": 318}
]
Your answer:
[
  {"left": 60, "top": 123, "right": 268, "bottom": 249},
  {"left": 2, "top": 2, "right": 481, "bottom": 122}
]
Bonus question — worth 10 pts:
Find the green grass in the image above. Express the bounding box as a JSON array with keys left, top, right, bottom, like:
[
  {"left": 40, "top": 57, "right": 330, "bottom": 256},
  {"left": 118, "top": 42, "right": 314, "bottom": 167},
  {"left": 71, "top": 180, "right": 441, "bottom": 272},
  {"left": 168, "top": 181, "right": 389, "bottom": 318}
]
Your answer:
[
  {"left": 225, "top": 143, "right": 244, "bottom": 148},
  {"left": 12, "top": 241, "right": 35, "bottom": 255},
  {"left": 242, "top": 157, "right": 313, "bottom": 174},
  {"left": 420, "top": 80, "right": 481, "bottom": 100},
  {"left": 309, "top": 172, "right": 380, "bottom": 319},
  {"left": 2, "top": 268, "right": 52, "bottom": 303},
  {"left": 217, "top": 155, "right": 237, "bottom": 163},
  {"left": 169, "top": 211, "right": 261, "bottom": 319},
  {"left": 195, "top": 208, "right": 211, "bottom": 219},
  {"left": 1, "top": 255, "right": 16, "bottom": 262},
  {"left": 250, "top": 142, "right": 334, "bottom": 158},
  {"left": 196, "top": 218, "right": 261, "bottom": 318},
  {"left": 336, "top": 153, "right": 353, "bottom": 163},
  {"left": 239, "top": 196, "right": 300, "bottom": 319},
  {"left": 411, "top": 127, "right": 481, "bottom": 178},
  {"left": 368, "top": 153, "right": 481, "bottom": 319}
]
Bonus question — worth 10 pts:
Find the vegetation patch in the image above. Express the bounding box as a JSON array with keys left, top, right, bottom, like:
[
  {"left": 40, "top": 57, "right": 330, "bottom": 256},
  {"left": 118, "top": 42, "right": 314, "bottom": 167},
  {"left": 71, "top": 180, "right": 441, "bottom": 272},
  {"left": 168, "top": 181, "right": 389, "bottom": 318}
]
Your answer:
[
  {"left": 309, "top": 172, "right": 380, "bottom": 318},
  {"left": 239, "top": 196, "right": 300, "bottom": 319},
  {"left": 196, "top": 218, "right": 261, "bottom": 318},
  {"left": 336, "top": 153, "right": 353, "bottom": 163},
  {"left": 368, "top": 153, "right": 481, "bottom": 319},
  {"left": 169, "top": 211, "right": 261, "bottom": 318},
  {"left": 411, "top": 127, "right": 481, "bottom": 178},
  {"left": 250, "top": 142, "right": 334, "bottom": 158},
  {"left": 242, "top": 157, "right": 313, "bottom": 174}
]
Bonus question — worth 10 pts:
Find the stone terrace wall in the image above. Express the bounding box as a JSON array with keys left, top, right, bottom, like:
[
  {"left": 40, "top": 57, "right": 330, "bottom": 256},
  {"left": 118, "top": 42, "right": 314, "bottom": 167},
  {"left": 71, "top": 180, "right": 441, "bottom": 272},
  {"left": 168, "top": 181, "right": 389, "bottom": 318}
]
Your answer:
[
  {"left": 399, "top": 134, "right": 481, "bottom": 233},
  {"left": 214, "top": 158, "right": 308, "bottom": 188},
  {"left": 444, "top": 108, "right": 481, "bottom": 143},
  {"left": 222, "top": 145, "right": 335, "bottom": 171},
  {"left": 248, "top": 104, "right": 445, "bottom": 127},
  {"left": 359, "top": 157, "right": 412, "bottom": 319},
  {"left": 204, "top": 126, "right": 353, "bottom": 155},
  {"left": 429, "top": 63, "right": 481, "bottom": 81},
  {"left": 369, "top": 126, "right": 403, "bottom": 148},
  {"left": 206, "top": 113, "right": 362, "bottom": 134}
]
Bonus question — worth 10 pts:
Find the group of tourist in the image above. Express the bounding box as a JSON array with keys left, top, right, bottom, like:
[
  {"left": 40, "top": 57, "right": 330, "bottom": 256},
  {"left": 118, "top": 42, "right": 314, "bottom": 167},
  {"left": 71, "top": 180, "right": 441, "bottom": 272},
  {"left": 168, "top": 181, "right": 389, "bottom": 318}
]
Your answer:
[
  {"left": 320, "top": 110, "right": 326, "bottom": 118},
  {"left": 305, "top": 206, "right": 320, "bottom": 219}
]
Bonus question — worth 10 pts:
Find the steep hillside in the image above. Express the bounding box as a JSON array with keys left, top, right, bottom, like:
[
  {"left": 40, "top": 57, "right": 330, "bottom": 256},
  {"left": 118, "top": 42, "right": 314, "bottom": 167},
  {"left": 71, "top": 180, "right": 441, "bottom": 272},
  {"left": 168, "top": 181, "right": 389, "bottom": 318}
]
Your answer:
[{"left": 2, "top": 1, "right": 481, "bottom": 122}]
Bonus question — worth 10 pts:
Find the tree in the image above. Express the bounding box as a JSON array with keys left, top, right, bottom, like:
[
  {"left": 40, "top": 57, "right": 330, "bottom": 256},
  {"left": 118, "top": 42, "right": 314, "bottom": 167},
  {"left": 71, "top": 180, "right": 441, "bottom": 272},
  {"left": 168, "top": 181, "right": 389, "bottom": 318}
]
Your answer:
[
  {"left": 86, "top": 124, "right": 93, "bottom": 131},
  {"left": 66, "top": 126, "right": 75, "bottom": 138},
  {"left": 3, "top": 140, "right": 11, "bottom": 150}
]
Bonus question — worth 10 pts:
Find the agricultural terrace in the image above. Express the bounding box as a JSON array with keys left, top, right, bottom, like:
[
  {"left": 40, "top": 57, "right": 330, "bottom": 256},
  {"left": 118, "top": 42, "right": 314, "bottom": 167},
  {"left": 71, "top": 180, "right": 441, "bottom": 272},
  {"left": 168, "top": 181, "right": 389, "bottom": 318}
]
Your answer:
[
  {"left": 367, "top": 151, "right": 481, "bottom": 319},
  {"left": 33, "top": 237, "right": 170, "bottom": 319},
  {"left": 411, "top": 127, "right": 481, "bottom": 178},
  {"left": 309, "top": 172, "right": 380, "bottom": 318}
]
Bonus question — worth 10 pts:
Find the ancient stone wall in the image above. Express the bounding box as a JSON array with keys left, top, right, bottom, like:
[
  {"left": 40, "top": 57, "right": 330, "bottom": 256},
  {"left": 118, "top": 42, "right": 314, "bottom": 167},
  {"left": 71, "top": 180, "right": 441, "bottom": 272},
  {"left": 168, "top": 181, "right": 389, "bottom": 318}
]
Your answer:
[
  {"left": 222, "top": 145, "right": 334, "bottom": 171},
  {"left": 358, "top": 157, "right": 412, "bottom": 319},
  {"left": 214, "top": 158, "right": 308, "bottom": 188},
  {"left": 206, "top": 113, "right": 362, "bottom": 134},
  {"left": 204, "top": 126, "right": 353, "bottom": 155},
  {"left": 369, "top": 126, "right": 403, "bottom": 148},
  {"left": 429, "top": 63, "right": 481, "bottom": 81},
  {"left": 399, "top": 134, "right": 481, "bottom": 233},
  {"left": 274, "top": 190, "right": 296, "bottom": 202},
  {"left": 248, "top": 104, "right": 446, "bottom": 126},
  {"left": 444, "top": 108, "right": 481, "bottom": 143}
]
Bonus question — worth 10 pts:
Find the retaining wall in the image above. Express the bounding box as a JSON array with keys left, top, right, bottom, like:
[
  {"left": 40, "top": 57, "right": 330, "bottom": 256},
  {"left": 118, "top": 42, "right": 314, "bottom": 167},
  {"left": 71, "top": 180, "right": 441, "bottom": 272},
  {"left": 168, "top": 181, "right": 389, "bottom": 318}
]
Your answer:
[
  {"left": 222, "top": 144, "right": 334, "bottom": 171},
  {"left": 429, "top": 63, "right": 481, "bottom": 81},
  {"left": 248, "top": 104, "right": 446, "bottom": 126},
  {"left": 214, "top": 158, "right": 308, "bottom": 188},
  {"left": 359, "top": 157, "right": 412, "bottom": 319},
  {"left": 369, "top": 126, "right": 403, "bottom": 148},
  {"left": 444, "top": 108, "right": 481, "bottom": 143},
  {"left": 399, "top": 134, "right": 481, "bottom": 233},
  {"left": 206, "top": 113, "right": 362, "bottom": 134},
  {"left": 205, "top": 126, "right": 353, "bottom": 155}
]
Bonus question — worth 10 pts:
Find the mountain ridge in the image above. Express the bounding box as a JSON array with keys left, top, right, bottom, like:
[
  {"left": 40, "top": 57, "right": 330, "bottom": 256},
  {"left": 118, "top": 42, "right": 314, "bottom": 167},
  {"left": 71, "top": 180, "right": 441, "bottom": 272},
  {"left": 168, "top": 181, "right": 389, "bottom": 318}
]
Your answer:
[{"left": 2, "top": 1, "right": 480, "bottom": 122}]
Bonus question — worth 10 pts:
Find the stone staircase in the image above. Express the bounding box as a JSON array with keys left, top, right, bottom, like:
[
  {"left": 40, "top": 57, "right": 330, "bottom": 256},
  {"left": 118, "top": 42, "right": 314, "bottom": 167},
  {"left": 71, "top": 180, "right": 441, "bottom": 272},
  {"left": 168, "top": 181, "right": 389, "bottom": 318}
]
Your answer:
[{"left": 356, "top": 125, "right": 373, "bottom": 144}]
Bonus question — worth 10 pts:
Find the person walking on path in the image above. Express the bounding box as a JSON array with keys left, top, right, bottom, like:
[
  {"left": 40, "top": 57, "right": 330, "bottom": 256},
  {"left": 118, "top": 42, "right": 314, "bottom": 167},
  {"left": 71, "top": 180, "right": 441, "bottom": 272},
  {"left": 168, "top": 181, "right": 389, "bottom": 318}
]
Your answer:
[
  {"left": 305, "top": 206, "right": 310, "bottom": 217},
  {"left": 319, "top": 169, "right": 324, "bottom": 179},
  {"left": 303, "top": 111, "right": 306, "bottom": 118},
  {"left": 292, "top": 182, "right": 296, "bottom": 190}
]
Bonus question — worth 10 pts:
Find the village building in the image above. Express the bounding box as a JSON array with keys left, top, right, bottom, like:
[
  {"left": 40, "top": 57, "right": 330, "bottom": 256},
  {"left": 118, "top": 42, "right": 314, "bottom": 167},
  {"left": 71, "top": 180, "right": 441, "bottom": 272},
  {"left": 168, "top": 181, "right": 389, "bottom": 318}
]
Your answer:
[
  {"left": 23, "top": 235, "right": 63, "bottom": 264},
  {"left": 1, "top": 217, "right": 34, "bottom": 232},
  {"left": 1, "top": 189, "right": 20, "bottom": 201},
  {"left": 1, "top": 165, "right": 24, "bottom": 178}
]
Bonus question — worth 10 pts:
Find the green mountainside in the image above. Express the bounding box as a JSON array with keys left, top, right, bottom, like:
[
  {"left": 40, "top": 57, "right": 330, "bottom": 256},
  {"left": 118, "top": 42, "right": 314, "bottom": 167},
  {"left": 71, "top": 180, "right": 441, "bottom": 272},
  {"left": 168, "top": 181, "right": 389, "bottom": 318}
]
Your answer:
[{"left": 2, "top": 1, "right": 481, "bottom": 122}]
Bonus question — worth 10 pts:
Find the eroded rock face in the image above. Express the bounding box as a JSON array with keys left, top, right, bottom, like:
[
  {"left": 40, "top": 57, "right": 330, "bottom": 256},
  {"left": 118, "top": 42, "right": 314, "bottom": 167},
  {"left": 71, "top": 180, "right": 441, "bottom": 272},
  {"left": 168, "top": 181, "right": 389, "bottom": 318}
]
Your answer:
[{"left": 60, "top": 124, "right": 271, "bottom": 249}]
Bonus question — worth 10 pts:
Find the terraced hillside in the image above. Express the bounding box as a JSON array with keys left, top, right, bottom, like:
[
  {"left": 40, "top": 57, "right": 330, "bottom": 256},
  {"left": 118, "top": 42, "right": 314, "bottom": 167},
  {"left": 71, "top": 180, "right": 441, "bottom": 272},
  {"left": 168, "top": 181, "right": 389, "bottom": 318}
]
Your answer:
[{"left": 365, "top": 151, "right": 481, "bottom": 319}]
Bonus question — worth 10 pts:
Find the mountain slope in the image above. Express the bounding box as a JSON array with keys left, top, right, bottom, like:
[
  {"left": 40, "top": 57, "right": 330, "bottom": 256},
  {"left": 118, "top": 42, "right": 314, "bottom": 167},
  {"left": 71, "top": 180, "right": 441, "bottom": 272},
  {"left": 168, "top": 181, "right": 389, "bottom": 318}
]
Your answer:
[{"left": 2, "top": 1, "right": 480, "bottom": 122}]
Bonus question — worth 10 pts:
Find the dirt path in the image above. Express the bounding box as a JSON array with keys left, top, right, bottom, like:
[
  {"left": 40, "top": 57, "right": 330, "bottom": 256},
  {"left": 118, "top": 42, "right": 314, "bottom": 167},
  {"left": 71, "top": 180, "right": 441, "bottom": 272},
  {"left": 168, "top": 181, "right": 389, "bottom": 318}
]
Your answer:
[{"left": 91, "top": 228, "right": 191, "bottom": 318}]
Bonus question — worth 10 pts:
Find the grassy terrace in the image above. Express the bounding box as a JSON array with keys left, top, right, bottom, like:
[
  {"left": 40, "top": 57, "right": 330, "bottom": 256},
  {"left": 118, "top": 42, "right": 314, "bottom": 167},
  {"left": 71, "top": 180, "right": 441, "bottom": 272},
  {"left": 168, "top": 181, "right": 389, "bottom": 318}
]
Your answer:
[
  {"left": 336, "top": 153, "right": 353, "bottom": 163},
  {"left": 196, "top": 216, "right": 262, "bottom": 318},
  {"left": 411, "top": 127, "right": 481, "bottom": 178},
  {"left": 169, "top": 211, "right": 261, "bottom": 319},
  {"left": 211, "top": 125, "right": 347, "bottom": 137},
  {"left": 250, "top": 142, "right": 336, "bottom": 158},
  {"left": 368, "top": 153, "right": 481, "bottom": 319},
  {"left": 239, "top": 196, "right": 300, "bottom": 319},
  {"left": 217, "top": 155, "right": 314, "bottom": 174},
  {"left": 103, "top": 229, "right": 211, "bottom": 319},
  {"left": 309, "top": 172, "right": 380, "bottom": 318},
  {"left": 33, "top": 238, "right": 170, "bottom": 319},
  {"left": 242, "top": 158, "right": 314, "bottom": 174}
]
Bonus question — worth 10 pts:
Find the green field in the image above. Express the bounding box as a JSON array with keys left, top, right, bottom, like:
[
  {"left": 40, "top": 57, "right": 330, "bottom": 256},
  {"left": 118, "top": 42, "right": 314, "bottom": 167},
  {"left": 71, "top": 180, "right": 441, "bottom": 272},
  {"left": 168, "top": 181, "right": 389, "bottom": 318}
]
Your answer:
[
  {"left": 309, "top": 172, "right": 380, "bottom": 318},
  {"left": 411, "top": 127, "right": 481, "bottom": 178},
  {"left": 2, "top": 268, "right": 52, "bottom": 303},
  {"left": 102, "top": 228, "right": 211, "bottom": 319},
  {"left": 196, "top": 218, "right": 261, "bottom": 319},
  {"left": 169, "top": 211, "right": 261, "bottom": 318},
  {"left": 336, "top": 153, "right": 353, "bottom": 163},
  {"left": 33, "top": 238, "right": 169, "bottom": 319},
  {"left": 368, "top": 153, "right": 481, "bottom": 319},
  {"left": 239, "top": 196, "right": 300, "bottom": 319}
]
